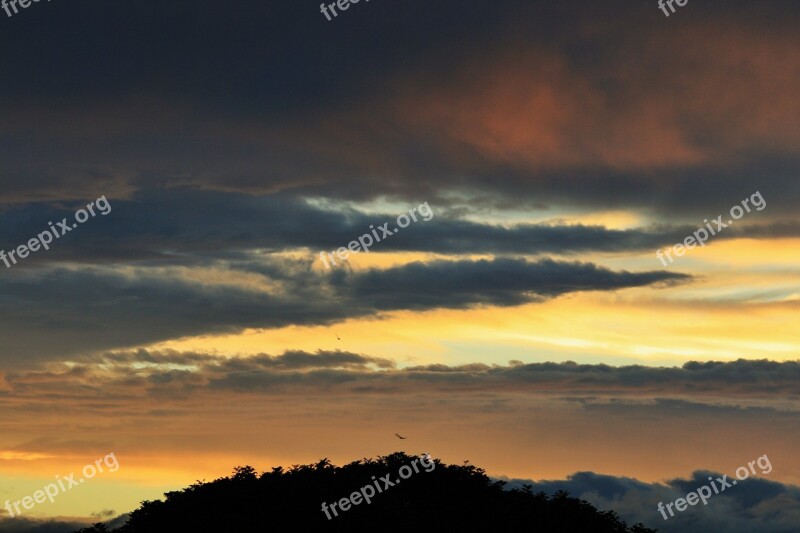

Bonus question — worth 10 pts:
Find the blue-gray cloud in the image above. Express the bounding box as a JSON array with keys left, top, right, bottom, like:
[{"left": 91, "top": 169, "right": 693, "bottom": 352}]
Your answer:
[
  {"left": 0, "top": 189, "right": 789, "bottom": 267},
  {"left": 0, "top": 256, "right": 687, "bottom": 364},
  {"left": 501, "top": 470, "right": 800, "bottom": 533}
]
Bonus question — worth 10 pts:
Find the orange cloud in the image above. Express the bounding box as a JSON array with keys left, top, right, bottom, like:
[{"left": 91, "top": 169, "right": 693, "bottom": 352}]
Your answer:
[{"left": 366, "top": 17, "right": 800, "bottom": 173}]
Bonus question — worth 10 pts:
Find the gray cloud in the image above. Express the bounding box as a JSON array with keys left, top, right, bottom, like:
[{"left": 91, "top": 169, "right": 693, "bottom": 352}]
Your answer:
[
  {"left": 502, "top": 470, "right": 800, "bottom": 533},
  {"left": 0, "top": 189, "right": 789, "bottom": 271},
  {"left": 0, "top": 514, "right": 127, "bottom": 533},
  {"left": 0, "top": 258, "right": 686, "bottom": 364},
  {"left": 0, "top": 517, "right": 87, "bottom": 533},
  {"left": 9, "top": 354, "right": 800, "bottom": 404},
  {"left": 0, "top": 189, "right": 780, "bottom": 268},
  {"left": 339, "top": 258, "right": 688, "bottom": 309}
]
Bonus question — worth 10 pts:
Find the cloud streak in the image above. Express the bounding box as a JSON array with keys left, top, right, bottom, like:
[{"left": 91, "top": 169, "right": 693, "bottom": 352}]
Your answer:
[{"left": 0, "top": 257, "right": 687, "bottom": 363}]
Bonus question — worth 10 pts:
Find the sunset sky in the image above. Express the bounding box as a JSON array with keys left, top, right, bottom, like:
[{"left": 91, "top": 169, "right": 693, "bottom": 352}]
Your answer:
[{"left": 1, "top": 0, "right": 800, "bottom": 531}]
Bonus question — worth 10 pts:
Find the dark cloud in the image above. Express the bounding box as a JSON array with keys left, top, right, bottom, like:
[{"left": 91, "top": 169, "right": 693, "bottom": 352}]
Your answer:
[
  {"left": 0, "top": 2, "right": 799, "bottom": 217},
  {"left": 501, "top": 470, "right": 800, "bottom": 533},
  {"left": 0, "top": 188, "right": 787, "bottom": 268},
  {"left": 0, "top": 258, "right": 686, "bottom": 363},
  {"left": 0, "top": 517, "right": 87, "bottom": 533},
  {"left": 194, "top": 357, "right": 800, "bottom": 401},
  {"left": 0, "top": 514, "right": 127, "bottom": 533},
  {"left": 339, "top": 258, "right": 688, "bottom": 309}
]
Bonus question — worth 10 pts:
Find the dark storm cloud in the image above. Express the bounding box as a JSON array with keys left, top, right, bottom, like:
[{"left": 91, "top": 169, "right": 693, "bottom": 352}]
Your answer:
[
  {"left": 1, "top": 1, "right": 799, "bottom": 216},
  {"left": 0, "top": 258, "right": 687, "bottom": 363}
]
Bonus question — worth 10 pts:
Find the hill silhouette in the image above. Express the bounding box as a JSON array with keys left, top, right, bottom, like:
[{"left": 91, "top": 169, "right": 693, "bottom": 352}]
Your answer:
[{"left": 74, "top": 452, "right": 657, "bottom": 533}]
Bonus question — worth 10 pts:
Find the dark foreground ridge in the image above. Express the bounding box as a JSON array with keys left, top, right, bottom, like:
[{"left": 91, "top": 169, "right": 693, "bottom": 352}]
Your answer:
[{"left": 75, "top": 452, "right": 657, "bottom": 533}]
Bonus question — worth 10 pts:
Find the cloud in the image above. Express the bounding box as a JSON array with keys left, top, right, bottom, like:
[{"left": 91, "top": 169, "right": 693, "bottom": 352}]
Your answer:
[
  {"left": 0, "top": 1, "right": 796, "bottom": 526},
  {"left": 339, "top": 258, "right": 688, "bottom": 309},
  {"left": 0, "top": 257, "right": 686, "bottom": 363},
  {"left": 0, "top": 2, "right": 799, "bottom": 217},
  {"left": 0, "top": 517, "right": 88, "bottom": 533},
  {"left": 0, "top": 514, "right": 127, "bottom": 533},
  {"left": 3, "top": 354, "right": 799, "bottom": 505},
  {"left": 7, "top": 354, "right": 800, "bottom": 402},
  {"left": 501, "top": 469, "right": 800, "bottom": 533},
  {"left": 0, "top": 188, "right": 790, "bottom": 269}
]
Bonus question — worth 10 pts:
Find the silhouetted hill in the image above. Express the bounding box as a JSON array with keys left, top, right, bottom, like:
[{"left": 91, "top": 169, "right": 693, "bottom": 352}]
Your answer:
[{"left": 74, "top": 452, "right": 657, "bottom": 533}]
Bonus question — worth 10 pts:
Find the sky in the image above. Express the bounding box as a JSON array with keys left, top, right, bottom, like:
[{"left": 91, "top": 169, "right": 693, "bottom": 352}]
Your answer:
[{"left": 1, "top": 0, "right": 800, "bottom": 531}]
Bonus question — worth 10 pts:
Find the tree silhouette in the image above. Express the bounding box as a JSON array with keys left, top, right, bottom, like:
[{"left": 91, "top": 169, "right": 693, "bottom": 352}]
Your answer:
[{"left": 77, "top": 452, "right": 657, "bottom": 532}]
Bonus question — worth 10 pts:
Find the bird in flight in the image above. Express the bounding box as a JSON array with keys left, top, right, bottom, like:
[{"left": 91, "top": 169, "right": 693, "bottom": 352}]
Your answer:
[
  {"left": 395, "top": 433, "right": 407, "bottom": 440},
  {"left": 336, "top": 333, "right": 341, "bottom": 341}
]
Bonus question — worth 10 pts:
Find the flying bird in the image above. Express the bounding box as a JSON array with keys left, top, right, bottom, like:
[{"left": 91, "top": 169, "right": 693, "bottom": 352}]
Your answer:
[
  {"left": 395, "top": 433, "right": 407, "bottom": 440},
  {"left": 336, "top": 333, "right": 341, "bottom": 341}
]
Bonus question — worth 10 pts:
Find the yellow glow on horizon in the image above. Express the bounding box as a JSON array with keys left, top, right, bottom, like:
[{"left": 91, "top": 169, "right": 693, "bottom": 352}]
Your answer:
[{"left": 0, "top": 451, "right": 55, "bottom": 461}]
